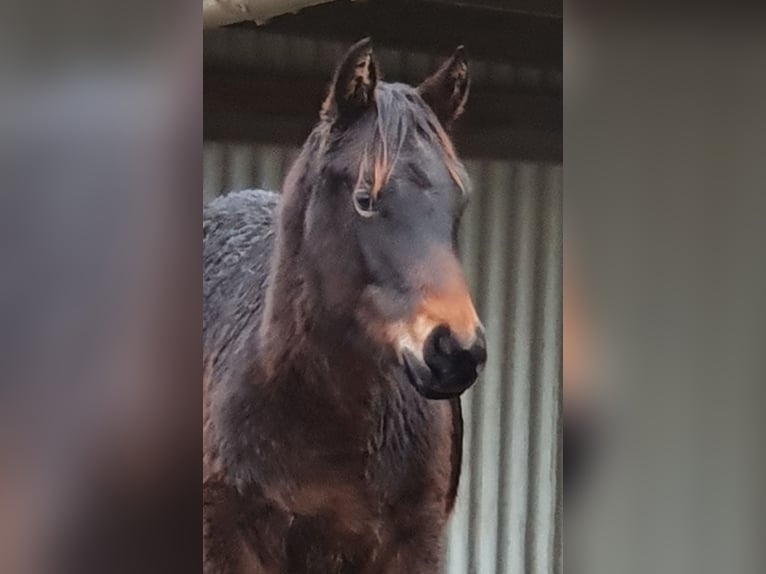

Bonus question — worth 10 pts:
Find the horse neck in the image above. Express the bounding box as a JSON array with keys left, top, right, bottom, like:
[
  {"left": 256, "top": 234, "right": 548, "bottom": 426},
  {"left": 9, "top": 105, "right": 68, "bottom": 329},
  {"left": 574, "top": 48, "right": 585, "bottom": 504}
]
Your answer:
[
  {"left": 260, "top": 262, "right": 384, "bottom": 407},
  {"left": 257, "top": 162, "right": 377, "bottom": 393}
]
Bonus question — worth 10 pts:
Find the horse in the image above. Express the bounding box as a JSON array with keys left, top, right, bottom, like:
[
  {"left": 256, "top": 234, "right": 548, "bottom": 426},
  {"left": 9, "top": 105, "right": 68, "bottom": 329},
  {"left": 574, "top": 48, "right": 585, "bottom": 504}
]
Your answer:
[{"left": 203, "top": 38, "right": 487, "bottom": 574}]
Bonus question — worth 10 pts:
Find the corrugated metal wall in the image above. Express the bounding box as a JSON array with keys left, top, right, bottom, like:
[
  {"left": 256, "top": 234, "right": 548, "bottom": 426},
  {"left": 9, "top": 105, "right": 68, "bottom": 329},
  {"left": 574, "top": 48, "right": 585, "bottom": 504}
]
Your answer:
[{"left": 203, "top": 143, "right": 562, "bottom": 574}]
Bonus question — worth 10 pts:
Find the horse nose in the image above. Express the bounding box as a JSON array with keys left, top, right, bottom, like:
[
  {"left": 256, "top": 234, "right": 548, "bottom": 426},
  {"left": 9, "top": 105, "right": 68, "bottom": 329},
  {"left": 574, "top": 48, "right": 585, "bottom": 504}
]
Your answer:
[
  {"left": 432, "top": 324, "right": 486, "bottom": 366},
  {"left": 423, "top": 325, "right": 487, "bottom": 393}
]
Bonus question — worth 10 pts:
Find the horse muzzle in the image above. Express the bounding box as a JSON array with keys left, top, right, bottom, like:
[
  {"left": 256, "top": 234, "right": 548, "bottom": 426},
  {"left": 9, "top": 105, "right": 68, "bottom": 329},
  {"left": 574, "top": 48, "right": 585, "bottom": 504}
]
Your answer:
[{"left": 402, "top": 325, "right": 487, "bottom": 399}]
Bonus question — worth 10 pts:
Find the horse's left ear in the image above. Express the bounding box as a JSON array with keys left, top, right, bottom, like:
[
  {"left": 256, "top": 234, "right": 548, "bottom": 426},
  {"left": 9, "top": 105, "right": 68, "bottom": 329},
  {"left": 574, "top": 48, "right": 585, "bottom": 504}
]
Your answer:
[
  {"left": 323, "top": 37, "right": 379, "bottom": 118},
  {"left": 418, "top": 46, "right": 470, "bottom": 127}
]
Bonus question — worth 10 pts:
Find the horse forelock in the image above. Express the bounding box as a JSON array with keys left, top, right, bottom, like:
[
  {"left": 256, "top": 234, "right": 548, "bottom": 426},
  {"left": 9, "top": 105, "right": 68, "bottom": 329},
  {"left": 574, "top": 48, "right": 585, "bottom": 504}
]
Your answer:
[{"left": 309, "top": 83, "right": 469, "bottom": 200}]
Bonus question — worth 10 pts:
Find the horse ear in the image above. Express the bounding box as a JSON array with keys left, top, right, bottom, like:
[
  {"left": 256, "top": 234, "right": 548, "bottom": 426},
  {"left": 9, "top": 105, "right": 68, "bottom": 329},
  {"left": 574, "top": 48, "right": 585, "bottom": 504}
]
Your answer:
[
  {"left": 418, "top": 46, "right": 470, "bottom": 126},
  {"left": 323, "top": 37, "right": 378, "bottom": 118}
]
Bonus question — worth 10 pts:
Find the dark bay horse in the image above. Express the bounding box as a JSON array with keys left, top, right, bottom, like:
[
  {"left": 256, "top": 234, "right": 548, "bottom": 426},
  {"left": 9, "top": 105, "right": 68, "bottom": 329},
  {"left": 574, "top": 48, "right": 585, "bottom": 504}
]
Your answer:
[{"left": 203, "top": 39, "right": 487, "bottom": 574}]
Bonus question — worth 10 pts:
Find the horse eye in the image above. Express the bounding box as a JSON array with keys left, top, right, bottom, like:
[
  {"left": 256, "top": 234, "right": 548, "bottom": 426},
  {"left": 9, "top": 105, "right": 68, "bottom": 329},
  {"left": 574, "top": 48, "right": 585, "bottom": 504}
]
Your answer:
[{"left": 353, "top": 188, "right": 377, "bottom": 217}]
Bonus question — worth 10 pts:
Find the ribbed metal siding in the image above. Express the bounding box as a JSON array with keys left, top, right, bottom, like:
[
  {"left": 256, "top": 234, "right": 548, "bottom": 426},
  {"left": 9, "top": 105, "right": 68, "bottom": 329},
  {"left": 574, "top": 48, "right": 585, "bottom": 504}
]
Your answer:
[
  {"left": 446, "top": 159, "right": 562, "bottom": 574},
  {"left": 203, "top": 143, "right": 562, "bottom": 574}
]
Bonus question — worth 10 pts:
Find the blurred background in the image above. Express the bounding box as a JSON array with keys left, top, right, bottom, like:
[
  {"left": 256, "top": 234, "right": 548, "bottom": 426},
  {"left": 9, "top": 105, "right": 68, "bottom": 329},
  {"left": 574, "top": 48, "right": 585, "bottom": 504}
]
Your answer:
[
  {"left": 204, "top": 1, "right": 563, "bottom": 573},
  {"left": 0, "top": 3, "right": 201, "bottom": 573},
  {"left": 565, "top": 17, "right": 766, "bottom": 574}
]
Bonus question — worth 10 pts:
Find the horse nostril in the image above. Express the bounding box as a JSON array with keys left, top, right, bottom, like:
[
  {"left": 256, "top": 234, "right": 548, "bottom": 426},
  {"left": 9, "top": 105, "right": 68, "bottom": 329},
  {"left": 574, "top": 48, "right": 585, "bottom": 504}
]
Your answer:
[
  {"left": 424, "top": 326, "right": 460, "bottom": 367},
  {"left": 427, "top": 325, "right": 486, "bottom": 367},
  {"left": 470, "top": 326, "right": 487, "bottom": 366},
  {"left": 420, "top": 325, "right": 486, "bottom": 395},
  {"left": 434, "top": 325, "right": 458, "bottom": 356}
]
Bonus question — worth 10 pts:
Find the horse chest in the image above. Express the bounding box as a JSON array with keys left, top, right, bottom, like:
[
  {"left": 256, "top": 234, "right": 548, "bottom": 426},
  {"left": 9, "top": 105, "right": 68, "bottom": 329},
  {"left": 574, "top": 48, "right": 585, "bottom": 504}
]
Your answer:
[
  {"left": 228, "top": 379, "right": 456, "bottom": 572},
  {"left": 262, "top": 394, "right": 452, "bottom": 522}
]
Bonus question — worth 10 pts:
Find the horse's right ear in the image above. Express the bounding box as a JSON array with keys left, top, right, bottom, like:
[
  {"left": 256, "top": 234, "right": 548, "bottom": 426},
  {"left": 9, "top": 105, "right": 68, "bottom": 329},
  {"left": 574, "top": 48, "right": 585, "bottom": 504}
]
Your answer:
[
  {"left": 418, "top": 46, "right": 470, "bottom": 127},
  {"left": 322, "top": 37, "right": 378, "bottom": 118}
]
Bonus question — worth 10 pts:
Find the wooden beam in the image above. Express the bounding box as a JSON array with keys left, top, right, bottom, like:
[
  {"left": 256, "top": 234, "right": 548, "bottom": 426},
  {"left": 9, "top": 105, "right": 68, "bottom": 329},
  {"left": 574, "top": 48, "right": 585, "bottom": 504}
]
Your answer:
[{"left": 203, "top": 0, "right": 335, "bottom": 29}]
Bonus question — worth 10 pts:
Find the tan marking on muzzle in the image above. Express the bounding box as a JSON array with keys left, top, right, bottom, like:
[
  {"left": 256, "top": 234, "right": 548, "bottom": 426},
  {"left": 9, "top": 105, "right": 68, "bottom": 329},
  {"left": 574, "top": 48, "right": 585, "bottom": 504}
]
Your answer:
[{"left": 385, "top": 285, "right": 480, "bottom": 360}]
